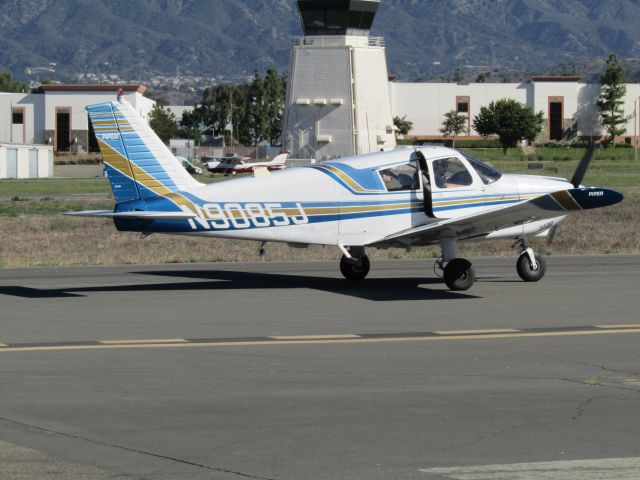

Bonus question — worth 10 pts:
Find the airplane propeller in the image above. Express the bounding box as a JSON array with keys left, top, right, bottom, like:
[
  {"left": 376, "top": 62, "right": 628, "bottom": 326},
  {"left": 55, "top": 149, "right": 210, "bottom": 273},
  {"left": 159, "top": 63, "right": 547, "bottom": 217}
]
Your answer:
[
  {"left": 547, "top": 145, "right": 596, "bottom": 245},
  {"left": 569, "top": 145, "right": 595, "bottom": 188}
]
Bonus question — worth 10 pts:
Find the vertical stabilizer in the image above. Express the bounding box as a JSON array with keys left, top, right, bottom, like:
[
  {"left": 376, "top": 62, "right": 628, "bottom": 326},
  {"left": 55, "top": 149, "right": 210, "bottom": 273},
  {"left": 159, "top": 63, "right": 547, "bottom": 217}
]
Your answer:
[{"left": 87, "top": 99, "right": 203, "bottom": 205}]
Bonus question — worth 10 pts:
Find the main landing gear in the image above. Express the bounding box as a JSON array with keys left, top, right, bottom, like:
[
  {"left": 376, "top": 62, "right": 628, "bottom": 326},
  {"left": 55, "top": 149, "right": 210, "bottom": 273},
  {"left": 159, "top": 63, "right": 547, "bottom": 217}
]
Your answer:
[
  {"left": 337, "top": 239, "right": 547, "bottom": 288},
  {"left": 437, "top": 239, "right": 476, "bottom": 291},
  {"left": 435, "top": 238, "right": 547, "bottom": 290},
  {"left": 514, "top": 239, "right": 546, "bottom": 282},
  {"left": 339, "top": 246, "right": 370, "bottom": 281}
]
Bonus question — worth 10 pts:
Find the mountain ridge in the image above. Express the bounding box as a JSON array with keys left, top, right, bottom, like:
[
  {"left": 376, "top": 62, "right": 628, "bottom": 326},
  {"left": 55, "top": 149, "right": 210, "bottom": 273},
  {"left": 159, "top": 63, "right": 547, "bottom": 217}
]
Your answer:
[{"left": 1, "top": 0, "right": 639, "bottom": 86}]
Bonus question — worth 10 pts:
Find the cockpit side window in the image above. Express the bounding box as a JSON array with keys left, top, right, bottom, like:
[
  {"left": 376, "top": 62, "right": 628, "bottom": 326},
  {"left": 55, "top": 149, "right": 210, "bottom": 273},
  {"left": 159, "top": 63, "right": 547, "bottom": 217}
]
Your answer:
[
  {"left": 432, "top": 157, "right": 473, "bottom": 189},
  {"left": 379, "top": 162, "right": 420, "bottom": 192},
  {"left": 462, "top": 152, "right": 502, "bottom": 185}
]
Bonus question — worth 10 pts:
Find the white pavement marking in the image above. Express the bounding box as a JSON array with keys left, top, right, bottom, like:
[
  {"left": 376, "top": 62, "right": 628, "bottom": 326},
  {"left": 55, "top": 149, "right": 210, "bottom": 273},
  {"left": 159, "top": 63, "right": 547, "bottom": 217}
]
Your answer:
[
  {"left": 269, "top": 334, "right": 361, "bottom": 340},
  {"left": 99, "top": 338, "right": 188, "bottom": 344},
  {"left": 419, "top": 457, "right": 640, "bottom": 479}
]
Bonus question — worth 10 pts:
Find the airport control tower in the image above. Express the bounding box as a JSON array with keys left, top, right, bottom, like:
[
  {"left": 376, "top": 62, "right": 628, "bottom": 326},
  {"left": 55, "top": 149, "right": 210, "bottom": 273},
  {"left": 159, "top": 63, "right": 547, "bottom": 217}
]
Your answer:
[{"left": 283, "top": 0, "right": 395, "bottom": 160}]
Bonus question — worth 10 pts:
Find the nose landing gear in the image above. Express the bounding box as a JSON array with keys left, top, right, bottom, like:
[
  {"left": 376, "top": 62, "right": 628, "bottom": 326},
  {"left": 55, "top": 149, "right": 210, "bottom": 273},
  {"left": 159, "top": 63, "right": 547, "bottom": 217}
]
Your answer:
[{"left": 513, "top": 239, "right": 546, "bottom": 282}]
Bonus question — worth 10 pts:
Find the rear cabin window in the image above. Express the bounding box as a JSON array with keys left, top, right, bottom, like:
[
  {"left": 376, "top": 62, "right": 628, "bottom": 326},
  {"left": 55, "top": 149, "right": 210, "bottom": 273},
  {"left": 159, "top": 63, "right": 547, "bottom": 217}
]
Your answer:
[{"left": 379, "top": 162, "right": 420, "bottom": 192}]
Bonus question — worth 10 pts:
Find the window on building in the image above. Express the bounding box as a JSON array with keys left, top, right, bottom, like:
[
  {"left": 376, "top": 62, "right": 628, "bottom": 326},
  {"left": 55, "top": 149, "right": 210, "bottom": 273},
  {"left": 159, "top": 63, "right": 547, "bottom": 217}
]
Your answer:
[
  {"left": 12, "top": 110, "right": 24, "bottom": 124},
  {"left": 457, "top": 102, "right": 469, "bottom": 113},
  {"left": 56, "top": 109, "right": 71, "bottom": 152},
  {"left": 549, "top": 100, "right": 563, "bottom": 141}
]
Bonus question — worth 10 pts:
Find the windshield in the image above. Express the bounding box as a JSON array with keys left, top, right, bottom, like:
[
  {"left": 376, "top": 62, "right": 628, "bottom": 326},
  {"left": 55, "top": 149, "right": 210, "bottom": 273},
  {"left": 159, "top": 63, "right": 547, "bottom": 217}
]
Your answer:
[{"left": 462, "top": 153, "right": 502, "bottom": 185}]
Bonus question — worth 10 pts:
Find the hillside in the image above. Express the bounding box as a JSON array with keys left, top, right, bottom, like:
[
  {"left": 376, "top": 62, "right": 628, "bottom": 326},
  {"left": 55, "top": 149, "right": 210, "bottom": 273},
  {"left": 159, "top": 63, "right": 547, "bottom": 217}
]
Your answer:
[{"left": 1, "top": 0, "right": 640, "bottom": 87}]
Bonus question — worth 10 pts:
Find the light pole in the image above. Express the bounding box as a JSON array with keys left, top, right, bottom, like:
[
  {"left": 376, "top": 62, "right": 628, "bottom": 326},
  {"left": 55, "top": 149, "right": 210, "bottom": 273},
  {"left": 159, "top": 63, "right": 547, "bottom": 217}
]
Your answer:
[{"left": 633, "top": 96, "right": 640, "bottom": 162}]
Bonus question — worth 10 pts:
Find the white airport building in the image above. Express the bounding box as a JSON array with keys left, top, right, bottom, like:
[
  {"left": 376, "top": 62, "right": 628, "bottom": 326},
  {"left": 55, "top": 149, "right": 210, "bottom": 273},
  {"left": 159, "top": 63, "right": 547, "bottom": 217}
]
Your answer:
[
  {"left": 0, "top": 84, "right": 154, "bottom": 152},
  {"left": 284, "top": 0, "right": 640, "bottom": 160},
  {"left": 0, "top": 84, "right": 154, "bottom": 178},
  {"left": 284, "top": 0, "right": 396, "bottom": 160},
  {"left": 392, "top": 77, "right": 640, "bottom": 145}
]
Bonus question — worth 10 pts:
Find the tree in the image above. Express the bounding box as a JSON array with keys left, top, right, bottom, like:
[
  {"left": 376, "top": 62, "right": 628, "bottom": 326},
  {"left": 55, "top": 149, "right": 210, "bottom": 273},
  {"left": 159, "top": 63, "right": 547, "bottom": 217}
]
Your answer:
[
  {"left": 473, "top": 99, "right": 544, "bottom": 154},
  {"left": 179, "top": 108, "right": 203, "bottom": 144},
  {"left": 393, "top": 115, "right": 413, "bottom": 137},
  {"left": 148, "top": 104, "right": 179, "bottom": 143},
  {"left": 263, "top": 69, "right": 285, "bottom": 146},
  {"left": 0, "top": 71, "right": 28, "bottom": 92},
  {"left": 196, "top": 69, "right": 286, "bottom": 147},
  {"left": 440, "top": 110, "right": 468, "bottom": 148},
  {"left": 241, "top": 71, "right": 269, "bottom": 146},
  {"left": 597, "top": 54, "right": 628, "bottom": 145},
  {"left": 199, "top": 83, "right": 234, "bottom": 142}
]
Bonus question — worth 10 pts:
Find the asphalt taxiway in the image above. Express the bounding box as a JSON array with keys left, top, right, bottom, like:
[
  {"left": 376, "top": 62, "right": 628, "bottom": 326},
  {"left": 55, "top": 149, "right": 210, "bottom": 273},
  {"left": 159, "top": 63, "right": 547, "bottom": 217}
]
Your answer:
[{"left": 1, "top": 255, "right": 639, "bottom": 479}]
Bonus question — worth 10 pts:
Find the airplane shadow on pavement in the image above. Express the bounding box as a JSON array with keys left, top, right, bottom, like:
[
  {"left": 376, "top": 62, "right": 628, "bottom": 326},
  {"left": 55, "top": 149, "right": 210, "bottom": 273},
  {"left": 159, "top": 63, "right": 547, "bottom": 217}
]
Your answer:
[{"left": 0, "top": 269, "right": 479, "bottom": 301}]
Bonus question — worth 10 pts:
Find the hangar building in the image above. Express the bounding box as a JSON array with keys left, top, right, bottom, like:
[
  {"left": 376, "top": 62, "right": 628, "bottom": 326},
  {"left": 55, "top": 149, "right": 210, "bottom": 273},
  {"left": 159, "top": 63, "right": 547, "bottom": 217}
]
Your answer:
[{"left": 0, "top": 84, "right": 154, "bottom": 153}]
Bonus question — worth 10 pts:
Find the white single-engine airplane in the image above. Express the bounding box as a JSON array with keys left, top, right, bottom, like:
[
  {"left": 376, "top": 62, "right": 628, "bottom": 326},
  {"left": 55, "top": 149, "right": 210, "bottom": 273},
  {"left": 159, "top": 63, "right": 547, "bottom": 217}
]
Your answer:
[
  {"left": 68, "top": 98, "right": 623, "bottom": 290},
  {"left": 208, "top": 152, "right": 288, "bottom": 175}
]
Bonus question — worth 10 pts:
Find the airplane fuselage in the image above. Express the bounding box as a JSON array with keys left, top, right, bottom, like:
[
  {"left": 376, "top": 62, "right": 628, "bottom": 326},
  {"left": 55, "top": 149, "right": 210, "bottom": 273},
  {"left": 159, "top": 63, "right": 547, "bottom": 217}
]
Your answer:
[{"left": 114, "top": 148, "right": 572, "bottom": 248}]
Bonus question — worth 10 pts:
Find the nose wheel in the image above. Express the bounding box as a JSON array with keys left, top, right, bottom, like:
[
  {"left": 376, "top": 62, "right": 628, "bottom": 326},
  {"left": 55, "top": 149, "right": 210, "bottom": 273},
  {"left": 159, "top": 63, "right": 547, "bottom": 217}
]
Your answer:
[
  {"left": 514, "top": 239, "right": 546, "bottom": 282},
  {"left": 516, "top": 251, "right": 546, "bottom": 282}
]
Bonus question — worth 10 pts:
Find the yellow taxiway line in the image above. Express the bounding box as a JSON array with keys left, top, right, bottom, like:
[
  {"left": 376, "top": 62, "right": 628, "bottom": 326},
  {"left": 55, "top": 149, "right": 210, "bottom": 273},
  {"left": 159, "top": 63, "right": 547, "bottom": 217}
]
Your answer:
[{"left": 1, "top": 325, "right": 640, "bottom": 354}]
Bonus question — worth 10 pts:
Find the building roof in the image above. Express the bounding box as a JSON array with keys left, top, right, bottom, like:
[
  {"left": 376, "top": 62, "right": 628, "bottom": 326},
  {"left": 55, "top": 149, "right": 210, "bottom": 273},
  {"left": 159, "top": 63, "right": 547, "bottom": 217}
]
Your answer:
[
  {"left": 40, "top": 84, "right": 147, "bottom": 93},
  {"left": 530, "top": 76, "right": 581, "bottom": 82}
]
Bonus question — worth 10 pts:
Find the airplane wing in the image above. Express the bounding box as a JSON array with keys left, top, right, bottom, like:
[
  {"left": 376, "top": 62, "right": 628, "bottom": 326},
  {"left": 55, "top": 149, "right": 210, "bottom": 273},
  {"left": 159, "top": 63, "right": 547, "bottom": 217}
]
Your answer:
[
  {"left": 374, "top": 187, "right": 623, "bottom": 245},
  {"left": 64, "top": 210, "right": 197, "bottom": 220}
]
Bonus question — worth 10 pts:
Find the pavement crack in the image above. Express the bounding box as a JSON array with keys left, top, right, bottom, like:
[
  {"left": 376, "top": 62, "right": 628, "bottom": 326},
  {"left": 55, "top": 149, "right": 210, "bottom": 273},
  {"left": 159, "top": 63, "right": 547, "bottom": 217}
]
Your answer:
[
  {"left": 0, "top": 416, "right": 276, "bottom": 480},
  {"left": 571, "top": 396, "right": 593, "bottom": 420},
  {"left": 577, "top": 361, "right": 640, "bottom": 377},
  {"left": 559, "top": 376, "right": 640, "bottom": 394}
]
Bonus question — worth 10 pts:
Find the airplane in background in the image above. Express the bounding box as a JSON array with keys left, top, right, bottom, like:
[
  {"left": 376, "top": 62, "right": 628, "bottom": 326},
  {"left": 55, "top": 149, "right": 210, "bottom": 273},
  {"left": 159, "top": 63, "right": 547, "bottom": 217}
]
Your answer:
[
  {"left": 207, "top": 152, "right": 289, "bottom": 175},
  {"left": 68, "top": 97, "right": 623, "bottom": 291}
]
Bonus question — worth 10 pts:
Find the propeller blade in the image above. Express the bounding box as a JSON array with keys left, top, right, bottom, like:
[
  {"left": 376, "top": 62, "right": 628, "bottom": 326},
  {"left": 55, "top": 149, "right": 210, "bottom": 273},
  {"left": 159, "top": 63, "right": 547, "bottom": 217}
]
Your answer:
[
  {"left": 570, "top": 146, "right": 595, "bottom": 188},
  {"left": 546, "top": 224, "right": 559, "bottom": 245}
]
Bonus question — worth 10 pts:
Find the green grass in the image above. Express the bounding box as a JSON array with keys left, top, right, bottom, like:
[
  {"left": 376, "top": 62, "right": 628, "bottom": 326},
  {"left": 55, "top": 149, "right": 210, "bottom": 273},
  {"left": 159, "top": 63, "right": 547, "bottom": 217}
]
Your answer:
[
  {"left": 0, "top": 173, "right": 245, "bottom": 197},
  {"left": 0, "top": 199, "right": 114, "bottom": 217},
  {"left": 0, "top": 178, "right": 112, "bottom": 196},
  {"left": 462, "top": 146, "right": 638, "bottom": 162}
]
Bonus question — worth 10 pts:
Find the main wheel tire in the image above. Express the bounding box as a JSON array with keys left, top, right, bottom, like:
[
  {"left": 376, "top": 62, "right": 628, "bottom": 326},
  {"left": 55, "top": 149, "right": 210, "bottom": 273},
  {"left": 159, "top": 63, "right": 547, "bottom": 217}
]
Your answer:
[
  {"left": 340, "top": 254, "right": 370, "bottom": 281},
  {"left": 516, "top": 252, "right": 546, "bottom": 282},
  {"left": 443, "top": 258, "right": 475, "bottom": 291}
]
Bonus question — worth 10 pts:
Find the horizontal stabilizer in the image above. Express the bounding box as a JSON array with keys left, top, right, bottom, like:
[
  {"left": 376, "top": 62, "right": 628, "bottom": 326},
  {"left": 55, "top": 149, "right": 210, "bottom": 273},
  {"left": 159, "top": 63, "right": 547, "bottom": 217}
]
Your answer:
[{"left": 64, "top": 210, "right": 197, "bottom": 220}]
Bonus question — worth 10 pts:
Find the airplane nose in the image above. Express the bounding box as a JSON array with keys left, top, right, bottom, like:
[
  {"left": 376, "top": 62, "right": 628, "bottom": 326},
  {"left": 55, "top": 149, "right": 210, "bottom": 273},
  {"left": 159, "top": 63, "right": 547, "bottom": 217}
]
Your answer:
[{"left": 568, "top": 187, "right": 624, "bottom": 209}]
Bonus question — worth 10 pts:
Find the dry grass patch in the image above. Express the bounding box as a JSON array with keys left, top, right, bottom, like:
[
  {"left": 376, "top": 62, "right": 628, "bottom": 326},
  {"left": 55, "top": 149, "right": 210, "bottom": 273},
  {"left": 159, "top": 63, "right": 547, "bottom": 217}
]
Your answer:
[{"left": 0, "top": 190, "right": 637, "bottom": 268}]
